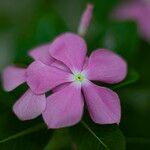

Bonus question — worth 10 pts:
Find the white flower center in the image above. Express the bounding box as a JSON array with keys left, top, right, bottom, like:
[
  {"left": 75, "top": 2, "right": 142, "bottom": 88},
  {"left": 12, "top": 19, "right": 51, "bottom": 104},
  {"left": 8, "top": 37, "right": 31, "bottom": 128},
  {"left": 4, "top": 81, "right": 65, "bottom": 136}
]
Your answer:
[
  {"left": 69, "top": 71, "right": 87, "bottom": 86},
  {"left": 74, "top": 73, "right": 85, "bottom": 82}
]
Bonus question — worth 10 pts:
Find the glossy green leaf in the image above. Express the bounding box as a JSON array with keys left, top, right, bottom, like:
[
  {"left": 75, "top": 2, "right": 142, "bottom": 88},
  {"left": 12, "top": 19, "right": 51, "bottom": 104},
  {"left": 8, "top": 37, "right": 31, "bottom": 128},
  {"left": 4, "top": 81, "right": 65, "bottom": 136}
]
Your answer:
[{"left": 70, "top": 118, "right": 126, "bottom": 150}]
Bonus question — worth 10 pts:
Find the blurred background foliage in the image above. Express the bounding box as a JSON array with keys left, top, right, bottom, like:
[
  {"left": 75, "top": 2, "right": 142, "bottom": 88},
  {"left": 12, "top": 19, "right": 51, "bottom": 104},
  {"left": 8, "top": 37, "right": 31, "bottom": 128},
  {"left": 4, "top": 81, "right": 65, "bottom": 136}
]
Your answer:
[{"left": 0, "top": 0, "right": 150, "bottom": 150}]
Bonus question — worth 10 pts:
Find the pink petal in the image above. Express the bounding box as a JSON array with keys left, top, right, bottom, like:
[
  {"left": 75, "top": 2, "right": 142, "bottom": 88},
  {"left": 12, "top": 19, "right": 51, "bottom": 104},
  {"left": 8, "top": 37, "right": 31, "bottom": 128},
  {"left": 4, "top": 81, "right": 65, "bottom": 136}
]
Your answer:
[
  {"left": 2, "top": 66, "right": 26, "bottom": 91},
  {"left": 112, "top": 1, "right": 150, "bottom": 42},
  {"left": 52, "top": 83, "right": 70, "bottom": 93},
  {"left": 26, "top": 61, "right": 71, "bottom": 94},
  {"left": 28, "top": 43, "right": 55, "bottom": 65},
  {"left": 83, "top": 57, "right": 89, "bottom": 69},
  {"left": 112, "top": 1, "right": 143, "bottom": 21},
  {"left": 139, "top": 19, "right": 150, "bottom": 42},
  {"left": 13, "top": 89, "right": 46, "bottom": 121},
  {"left": 42, "top": 83, "right": 84, "bottom": 128},
  {"left": 82, "top": 81, "right": 121, "bottom": 124},
  {"left": 49, "top": 33, "right": 87, "bottom": 72},
  {"left": 51, "top": 60, "right": 71, "bottom": 73},
  {"left": 138, "top": 7, "right": 150, "bottom": 42},
  {"left": 85, "top": 49, "right": 127, "bottom": 84}
]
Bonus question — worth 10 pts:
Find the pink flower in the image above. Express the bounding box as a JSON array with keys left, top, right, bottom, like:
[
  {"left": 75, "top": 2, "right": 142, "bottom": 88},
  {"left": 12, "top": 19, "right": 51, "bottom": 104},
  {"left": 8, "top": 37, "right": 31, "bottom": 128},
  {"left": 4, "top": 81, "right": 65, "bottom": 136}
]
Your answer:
[
  {"left": 112, "top": 0, "right": 150, "bottom": 42},
  {"left": 2, "top": 33, "right": 127, "bottom": 128},
  {"left": 2, "top": 4, "right": 127, "bottom": 129}
]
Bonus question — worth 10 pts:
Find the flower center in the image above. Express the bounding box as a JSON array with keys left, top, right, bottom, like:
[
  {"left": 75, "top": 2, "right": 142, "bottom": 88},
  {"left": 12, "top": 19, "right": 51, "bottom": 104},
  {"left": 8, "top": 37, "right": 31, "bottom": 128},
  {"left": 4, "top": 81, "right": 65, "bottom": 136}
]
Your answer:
[
  {"left": 69, "top": 71, "right": 87, "bottom": 86},
  {"left": 74, "top": 73, "right": 85, "bottom": 82}
]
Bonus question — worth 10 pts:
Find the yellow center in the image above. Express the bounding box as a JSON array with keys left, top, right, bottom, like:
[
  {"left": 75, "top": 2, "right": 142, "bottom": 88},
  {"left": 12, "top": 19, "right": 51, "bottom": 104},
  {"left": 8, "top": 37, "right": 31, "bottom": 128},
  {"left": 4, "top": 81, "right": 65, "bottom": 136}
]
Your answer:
[{"left": 74, "top": 73, "right": 85, "bottom": 82}]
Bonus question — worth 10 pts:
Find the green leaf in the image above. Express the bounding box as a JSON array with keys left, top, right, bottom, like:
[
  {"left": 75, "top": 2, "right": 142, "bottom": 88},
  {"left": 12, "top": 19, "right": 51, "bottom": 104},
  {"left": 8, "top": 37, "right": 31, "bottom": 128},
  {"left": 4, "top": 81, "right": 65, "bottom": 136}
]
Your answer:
[
  {"left": 81, "top": 121, "right": 109, "bottom": 150},
  {"left": 0, "top": 111, "right": 51, "bottom": 150},
  {"left": 70, "top": 119, "right": 126, "bottom": 150},
  {"left": 44, "top": 129, "right": 72, "bottom": 150},
  {"left": 0, "top": 123, "right": 45, "bottom": 143},
  {"left": 112, "top": 69, "right": 139, "bottom": 90}
]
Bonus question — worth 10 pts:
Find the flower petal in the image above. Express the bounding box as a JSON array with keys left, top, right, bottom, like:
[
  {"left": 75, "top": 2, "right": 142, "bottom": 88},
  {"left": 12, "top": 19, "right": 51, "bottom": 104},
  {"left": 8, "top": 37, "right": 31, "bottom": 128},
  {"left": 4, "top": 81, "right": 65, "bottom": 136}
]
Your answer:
[
  {"left": 112, "top": 1, "right": 143, "bottom": 21},
  {"left": 85, "top": 49, "right": 127, "bottom": 84},
  {"left": 42, "top": 83, "right": 84, "bottom": 128},
  {"left": 13, "top": 89, "right": 46, "bottom": 121},
  {"left": 51, "top": 60, "right": 71, "bottom": 73},
  {"left": 2, "top": 66, "right": 26, "bottom": 91},
  {"left": 52, "top": 83, "right": 70, "bottom": 93},
  {"left": 49, "top": 33, "right": 87, "bottom": 72},
  {"left": 138, "top": 12, "right": 150, "bottom": 42},
  {"left": 82, "top": 81, "right": 121, "bottom": 124},
  {"left": 28, "top": 44, "right": 55, "bottom": 65},
  {"left": 26, "top": 61, "right": 71, "bottom": 94},
  {"left": 83, "top": 57, "right": 89, "bottom": 69}
]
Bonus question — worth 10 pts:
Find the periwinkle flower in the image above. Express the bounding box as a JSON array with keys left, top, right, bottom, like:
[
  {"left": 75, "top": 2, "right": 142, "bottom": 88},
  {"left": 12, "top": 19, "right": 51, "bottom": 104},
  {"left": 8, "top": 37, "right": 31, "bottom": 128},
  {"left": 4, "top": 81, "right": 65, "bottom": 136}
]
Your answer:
[
  {"left": 2, "top": 4, "right": 127, "bottom": 129},
  {"left": 112, "top": 0, "right": 150, "bottom": 42}
]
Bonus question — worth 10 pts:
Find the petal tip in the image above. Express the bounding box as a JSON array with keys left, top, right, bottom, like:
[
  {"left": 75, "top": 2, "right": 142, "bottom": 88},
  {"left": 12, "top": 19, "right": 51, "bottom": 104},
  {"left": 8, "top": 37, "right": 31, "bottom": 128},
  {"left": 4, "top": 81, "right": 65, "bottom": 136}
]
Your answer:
[
  {"left": 13, "top": 90, "right": 46, "bottom": 121},
  {"left": 2, "top": 66, "right": 26, "bottom": 91}
]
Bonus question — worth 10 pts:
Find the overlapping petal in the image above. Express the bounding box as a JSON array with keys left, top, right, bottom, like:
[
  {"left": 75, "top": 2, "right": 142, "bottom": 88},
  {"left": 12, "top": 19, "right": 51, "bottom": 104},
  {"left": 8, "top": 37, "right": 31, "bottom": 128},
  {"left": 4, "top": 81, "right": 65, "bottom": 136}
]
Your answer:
[
  {"left": 13, "top": 89, "right": 46, "bottom": 121},
  {"left": 26, "top": 61, "right": 71, "bottom": 94},
  {"left": 2, "top": 66, "right": 26, "bottom": 91},
  {"left": 49, "top": 33, "right": 87, "bottom": 72},
  {"left": 83, "top": 57, "right": 89, "bottom": 69},
  {"left": 52, "top": 83, "right": 70, "bottom": 93},
  {"left": 51, "top": 60, "right": 71, "bottom": 73},
  {"left": 29, "top": 43, "right": 55, "bottom": 65},
  {"left": 42, "top": 83, "right": 84, "bottom": 128},
  {"left": 82, "top": 81, "right": 121, "bottom": 124},
  {"left": 85, "top": 49, "right": 127, "bottom": 84}
]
